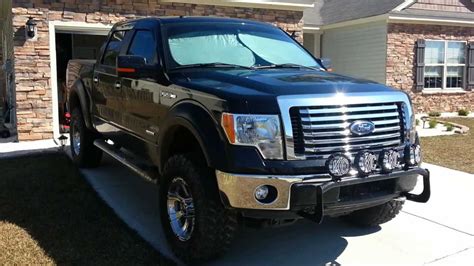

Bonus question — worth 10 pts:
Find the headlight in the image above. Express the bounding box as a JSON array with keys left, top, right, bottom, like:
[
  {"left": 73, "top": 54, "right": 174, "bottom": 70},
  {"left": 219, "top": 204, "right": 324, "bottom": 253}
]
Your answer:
[
  {"left": 403, "top": 102, "right": 417, "bottom": 143},
  {"left": 221, "top": 113, "right": 283, "bottom": 159}
]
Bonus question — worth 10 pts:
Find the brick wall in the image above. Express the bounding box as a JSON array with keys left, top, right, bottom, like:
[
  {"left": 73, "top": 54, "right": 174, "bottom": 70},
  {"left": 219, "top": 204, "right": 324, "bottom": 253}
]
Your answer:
[
  {"left": 386, "top": 23, "right": 474, "bottom": 113},
  {"left": 11, "top": 0, "right": 303, "bottom": 141}
]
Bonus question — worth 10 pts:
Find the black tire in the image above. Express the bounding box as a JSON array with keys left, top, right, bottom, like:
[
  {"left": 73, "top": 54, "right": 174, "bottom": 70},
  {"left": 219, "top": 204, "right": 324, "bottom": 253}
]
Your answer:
[
  {"left": 341, "top": 199, "right": 404, "bottom": 227},
  {"left": 159, "top": 153, "right": 238, "bottom": 263},
  {"left": 70, "top": 108, "right": 103, "bottom": 168}
]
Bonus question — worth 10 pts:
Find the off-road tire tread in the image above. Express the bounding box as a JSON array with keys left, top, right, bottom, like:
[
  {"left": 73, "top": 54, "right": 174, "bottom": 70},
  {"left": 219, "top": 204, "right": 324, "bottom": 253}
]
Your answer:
[
  {"left": 160, "top": 153, "right": 237, "bottom": 263},
  {"left": 342, "top": 200, "right": 404, "bottom": 227},
  {"left": 70, "top": 108, "right": 102, "bottom": 168}
]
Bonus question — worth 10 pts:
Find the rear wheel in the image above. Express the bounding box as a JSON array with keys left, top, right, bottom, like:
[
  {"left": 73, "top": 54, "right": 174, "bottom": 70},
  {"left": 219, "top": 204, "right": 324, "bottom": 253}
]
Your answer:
[
  {"left": 70, "top": 108, "right": 103, "bottom": 168},
  {"left": 341, "top": 199, "right": 404, "bottom": 227},
  {"left": 159, "top": 153, "right": 237, "bottom": 263}
]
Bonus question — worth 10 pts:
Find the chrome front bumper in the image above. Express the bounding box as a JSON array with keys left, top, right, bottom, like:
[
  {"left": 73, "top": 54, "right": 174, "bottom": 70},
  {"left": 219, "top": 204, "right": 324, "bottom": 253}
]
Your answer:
[{"left": 216, "top": 168, "right": 430, "bottom": 211}]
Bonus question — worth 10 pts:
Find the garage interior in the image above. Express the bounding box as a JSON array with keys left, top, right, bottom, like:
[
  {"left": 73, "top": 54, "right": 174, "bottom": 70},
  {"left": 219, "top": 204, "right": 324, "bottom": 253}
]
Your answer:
[{"left": 55, "top": 32, "right": 107, "bottom": 133}]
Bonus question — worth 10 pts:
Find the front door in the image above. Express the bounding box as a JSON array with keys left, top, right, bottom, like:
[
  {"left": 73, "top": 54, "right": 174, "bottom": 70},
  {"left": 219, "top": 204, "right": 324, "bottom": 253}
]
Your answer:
[
  {"left": 120, "top": 30, "right": 162, "bottom": 144},
  {"left": 92, "top": 30, "right": 130, "bottom": 141}
]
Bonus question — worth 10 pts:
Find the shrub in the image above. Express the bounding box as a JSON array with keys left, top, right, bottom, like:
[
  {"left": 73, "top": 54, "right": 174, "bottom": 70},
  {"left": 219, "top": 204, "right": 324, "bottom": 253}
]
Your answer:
[
  {"left": 428, "top": 111, "right": 441, "bottom": 117},
  {"left": 415, "top": 119, "right": 420, "bottom": 126},
  {"left": 428, "top": 120, "right": 437, "bottom": 129},
  {"left": 445, "top": 123, "right": 454, "bottom": 132},
  {"left": 458, "top": 109, "right": 470, "bottom": 116}
]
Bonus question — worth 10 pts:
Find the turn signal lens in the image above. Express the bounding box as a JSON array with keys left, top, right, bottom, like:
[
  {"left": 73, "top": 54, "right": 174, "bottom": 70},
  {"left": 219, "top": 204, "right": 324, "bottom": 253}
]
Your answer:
[{"left": 221, "top": 113, "right": 235, "bottom": 143}]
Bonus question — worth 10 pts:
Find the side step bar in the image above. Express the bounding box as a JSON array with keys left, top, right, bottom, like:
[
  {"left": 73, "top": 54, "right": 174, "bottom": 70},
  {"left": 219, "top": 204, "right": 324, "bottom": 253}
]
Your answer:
[{"left": 93, "top": 139, "right": 158, "bottom": 184}]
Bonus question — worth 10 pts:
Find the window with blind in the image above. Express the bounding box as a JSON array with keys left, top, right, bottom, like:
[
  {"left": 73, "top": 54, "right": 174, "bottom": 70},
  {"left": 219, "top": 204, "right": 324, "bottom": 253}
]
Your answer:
[{"left": 424, "top": 40, "right": 466, "bottom": 90}]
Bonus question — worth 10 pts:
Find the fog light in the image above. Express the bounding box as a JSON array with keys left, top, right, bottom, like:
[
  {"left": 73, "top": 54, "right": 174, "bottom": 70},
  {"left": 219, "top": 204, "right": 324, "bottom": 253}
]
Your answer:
[
  {"left": 380, "top": 149, "right": 400, "bottom": 173},
  {"left": 327, "top": 154, "right": 351, "bottom": 178},
  {"left": 355, "top": 151, "right": 377, "bottom": 176},
  {"left": 255, "top": 185, "right": 269, "bottom": 200},
  {"left": 405, "top": 144, "right": 422, "bottom": 166}
]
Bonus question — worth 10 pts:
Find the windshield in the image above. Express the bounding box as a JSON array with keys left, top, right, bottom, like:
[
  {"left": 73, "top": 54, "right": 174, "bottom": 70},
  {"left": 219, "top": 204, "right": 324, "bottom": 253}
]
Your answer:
[{"left": 162, "top": 22, "right": 322, "bottom": 70}]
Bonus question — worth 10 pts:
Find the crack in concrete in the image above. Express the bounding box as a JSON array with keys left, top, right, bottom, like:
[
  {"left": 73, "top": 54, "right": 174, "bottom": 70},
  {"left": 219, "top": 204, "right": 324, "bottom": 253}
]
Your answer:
[
  {"left": 402, "top": 211, "right": 474, "bottom": 237},
  {"left": 424, "top": 247, "right": 473, "bottom": 265}
]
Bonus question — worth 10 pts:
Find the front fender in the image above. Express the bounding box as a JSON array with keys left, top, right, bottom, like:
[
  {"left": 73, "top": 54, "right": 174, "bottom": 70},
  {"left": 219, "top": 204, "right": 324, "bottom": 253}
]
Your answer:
[{"left": 157, "top": 101, "right": 228, "bottom": 173}]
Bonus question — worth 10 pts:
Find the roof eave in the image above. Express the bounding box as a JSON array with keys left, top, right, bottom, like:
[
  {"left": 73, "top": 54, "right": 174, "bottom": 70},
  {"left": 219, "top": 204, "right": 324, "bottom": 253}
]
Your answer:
[
  {"left": 159, "top": 0, "right": 314, "bottom": 11},
  {"left": 388, "top": 14, "right": 474, "bottom": 27}
]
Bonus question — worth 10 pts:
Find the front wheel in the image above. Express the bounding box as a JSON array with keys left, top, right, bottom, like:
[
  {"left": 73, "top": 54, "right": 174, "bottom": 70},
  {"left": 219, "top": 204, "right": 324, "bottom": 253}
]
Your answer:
[
  {"left": 340, "top": 199, "right": 404, "bottom": 227},
  {"left": 70, "top": 108, "right": 103, "bottom": 168},
  {"left": 159, "top": 154, "right": 237, "bottom": 263}
]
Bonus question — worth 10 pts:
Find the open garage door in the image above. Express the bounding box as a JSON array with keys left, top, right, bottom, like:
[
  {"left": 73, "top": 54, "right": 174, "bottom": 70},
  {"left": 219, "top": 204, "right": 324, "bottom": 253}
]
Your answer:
[{"left": 49, "top": 22, "right": 111, "bottom": 141}]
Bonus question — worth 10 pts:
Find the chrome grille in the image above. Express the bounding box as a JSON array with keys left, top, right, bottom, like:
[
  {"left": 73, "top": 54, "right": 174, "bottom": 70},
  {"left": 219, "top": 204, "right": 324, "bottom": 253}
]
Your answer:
[{"left": 290, "top": 103, "right": 404, "bottom": 159}]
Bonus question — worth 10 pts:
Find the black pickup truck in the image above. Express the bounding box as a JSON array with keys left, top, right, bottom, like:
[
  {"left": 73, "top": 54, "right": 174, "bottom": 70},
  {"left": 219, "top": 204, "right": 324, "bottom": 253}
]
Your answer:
[{"left": 67, "top": 17, "right": 430, "bottom": 262}]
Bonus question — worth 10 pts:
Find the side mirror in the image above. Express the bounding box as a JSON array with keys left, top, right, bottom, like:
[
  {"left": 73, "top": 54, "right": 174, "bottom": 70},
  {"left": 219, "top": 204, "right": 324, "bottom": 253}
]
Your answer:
[
  {"left": 321, "top": 57, "right": 333, "bottom": 72},
  {"left": 117, "top": 55, "right": 146, "bottom": 79}
]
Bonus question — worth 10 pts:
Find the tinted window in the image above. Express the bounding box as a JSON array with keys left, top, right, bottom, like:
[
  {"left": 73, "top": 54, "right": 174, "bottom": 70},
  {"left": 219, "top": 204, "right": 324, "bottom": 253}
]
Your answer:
[
  {"left": 102, "top": 31, "right": 128, "bottom": 66},
  {"left": 128, "top": 31, "right": 156, "bottom": 65}
]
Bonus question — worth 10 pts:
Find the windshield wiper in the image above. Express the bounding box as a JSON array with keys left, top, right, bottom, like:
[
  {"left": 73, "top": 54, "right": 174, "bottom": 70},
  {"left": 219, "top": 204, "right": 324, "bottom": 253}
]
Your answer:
[
  {"left": 173, "top": 62, "right": 253, "bottom": 70},
  {"left": 253, "top": 63, "right": 320, "bottom": 71}
]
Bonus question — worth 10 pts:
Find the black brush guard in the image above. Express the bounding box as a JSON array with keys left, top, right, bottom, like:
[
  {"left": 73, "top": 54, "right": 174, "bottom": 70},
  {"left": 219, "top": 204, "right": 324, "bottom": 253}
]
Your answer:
[{"left": 299, "top": 168, "right": 431, "bottom": 223}]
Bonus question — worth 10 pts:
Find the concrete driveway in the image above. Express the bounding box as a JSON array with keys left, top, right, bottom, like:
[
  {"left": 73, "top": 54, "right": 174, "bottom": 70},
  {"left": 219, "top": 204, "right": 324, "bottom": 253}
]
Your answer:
[{"left": 80, "top": 155, "right": 474, "bottom": 265}]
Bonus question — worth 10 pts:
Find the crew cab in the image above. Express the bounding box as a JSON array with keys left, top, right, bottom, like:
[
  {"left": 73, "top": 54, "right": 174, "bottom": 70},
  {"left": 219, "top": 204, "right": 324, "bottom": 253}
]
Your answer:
[{"left": 67, "top": 17, "right": 430, "bottom": 263}]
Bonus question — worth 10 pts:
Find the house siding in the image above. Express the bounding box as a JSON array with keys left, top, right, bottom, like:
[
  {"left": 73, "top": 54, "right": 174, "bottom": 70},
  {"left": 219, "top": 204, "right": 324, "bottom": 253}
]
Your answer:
[
  {"left": 10, "top": 0, "right": 303, "bottom": 141},
  {"left": 321, "top": 21, "right": 387, "bottom": 84},
  {"left": 386, "top": 23, "right": 474, "bottom": 113}
]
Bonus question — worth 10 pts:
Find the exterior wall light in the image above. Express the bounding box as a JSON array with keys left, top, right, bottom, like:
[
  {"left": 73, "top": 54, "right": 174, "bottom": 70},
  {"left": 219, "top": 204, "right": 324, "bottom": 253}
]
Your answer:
[{"left": 25, "top": 17, "right": 37, "bottom": 38}]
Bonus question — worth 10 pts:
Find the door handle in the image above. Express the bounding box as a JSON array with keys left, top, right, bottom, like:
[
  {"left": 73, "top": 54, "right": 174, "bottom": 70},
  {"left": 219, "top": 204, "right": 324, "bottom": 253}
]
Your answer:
[
  {"left": 114, "top": 81, "right": 122, "bottom": 89},
  {"left": 93, "top": 76, "right": 99, "bottom": 84}
]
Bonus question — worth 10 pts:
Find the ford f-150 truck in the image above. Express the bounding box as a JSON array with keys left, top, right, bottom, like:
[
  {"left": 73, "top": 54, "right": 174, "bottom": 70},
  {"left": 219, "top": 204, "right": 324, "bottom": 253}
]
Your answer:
[{"left": 67, "top": 17, "right": 430, "bottom": 263}]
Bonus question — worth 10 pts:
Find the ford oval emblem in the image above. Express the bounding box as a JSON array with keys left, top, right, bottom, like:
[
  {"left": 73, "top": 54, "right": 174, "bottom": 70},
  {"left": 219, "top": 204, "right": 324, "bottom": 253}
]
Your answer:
[{"left": 350, "top": 120, "right": 375, "bottom": 136}]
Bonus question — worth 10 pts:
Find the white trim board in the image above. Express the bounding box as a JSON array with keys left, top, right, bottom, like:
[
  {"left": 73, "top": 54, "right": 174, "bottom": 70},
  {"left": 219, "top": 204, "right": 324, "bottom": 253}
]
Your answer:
[
  {"left": 160, "top": 0, "right": 313, "bottom": 10},
  {"left": 392, "top": 0, "right": 415, "bottom": 12},
  {"left": 388, "top": 15, "right": 474, "bottom": 27},
  {"left": 307, "top": 13, "right": 474, "bottom": 31},
  {"left": 48, "top": 21, "right": 112, "bottom": 141}
]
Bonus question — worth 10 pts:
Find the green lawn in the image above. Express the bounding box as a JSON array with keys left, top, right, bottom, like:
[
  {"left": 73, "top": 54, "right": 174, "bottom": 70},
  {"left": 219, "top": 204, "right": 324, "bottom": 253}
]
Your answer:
[
  {"left": 0, "top": 153, "right": 170, "bottom": 265},
  {"left": 420, "top": 118, "right": 474, "bottom": 174}
]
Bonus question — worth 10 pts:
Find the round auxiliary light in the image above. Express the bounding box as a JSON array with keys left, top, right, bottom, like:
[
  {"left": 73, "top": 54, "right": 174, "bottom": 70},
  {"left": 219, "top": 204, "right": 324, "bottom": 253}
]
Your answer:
[
  {"left": 327, "top": 154, "right": 351, "bottom": 178},
  {"left": 405, "top": 144, "right": 422, "bottom": 166},
  {"left": 255, "top": 185, "right": 269, "bottom": 201},
  {"left": 355, "top": 151, "right": 377, "bottom": 176},
  {"left": 380, "top": 149, "right": 401, "bottom": 173}
]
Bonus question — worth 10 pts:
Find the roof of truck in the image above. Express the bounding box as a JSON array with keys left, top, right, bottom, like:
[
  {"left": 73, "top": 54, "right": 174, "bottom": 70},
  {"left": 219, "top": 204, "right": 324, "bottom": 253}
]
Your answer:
[{"left": 114, "top": 16, "right": 273, "bottom": 28}]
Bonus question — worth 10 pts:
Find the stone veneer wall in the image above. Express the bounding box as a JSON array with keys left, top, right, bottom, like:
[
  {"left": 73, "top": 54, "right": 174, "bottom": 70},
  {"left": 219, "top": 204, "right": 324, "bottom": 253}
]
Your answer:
[
  {"left": 12, "top": 0, "right": 303, "bottom": 141},
  {"left": 386, "top": 23, "right": 474, "bottom": 113}
]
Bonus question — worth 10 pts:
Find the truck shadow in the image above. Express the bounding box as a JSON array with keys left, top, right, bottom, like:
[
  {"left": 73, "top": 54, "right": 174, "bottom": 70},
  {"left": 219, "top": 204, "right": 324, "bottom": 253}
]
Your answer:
[
  {"left": 217, "top": 219, "right": 380, "bottom": 265},
  {"left": 0, "top": 152, "right": 170, "bottom": 265},
  {"left": 88, "top": 154, "right": 381, "bottom": 265}
]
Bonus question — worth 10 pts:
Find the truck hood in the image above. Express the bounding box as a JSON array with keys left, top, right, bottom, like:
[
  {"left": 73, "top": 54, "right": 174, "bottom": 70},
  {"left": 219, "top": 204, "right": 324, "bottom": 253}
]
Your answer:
[{"left": 171, "top": 69, "right": 405, "bottom": 113}]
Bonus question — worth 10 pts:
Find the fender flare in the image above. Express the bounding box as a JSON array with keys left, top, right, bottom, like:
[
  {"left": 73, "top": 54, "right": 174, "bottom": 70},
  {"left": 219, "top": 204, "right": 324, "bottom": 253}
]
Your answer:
[
  {"left": 157, "top": 101, "right": 228, "bottom": 173},
  {"left": 69, "top": 79, "right": 93, "bottom": 129}
]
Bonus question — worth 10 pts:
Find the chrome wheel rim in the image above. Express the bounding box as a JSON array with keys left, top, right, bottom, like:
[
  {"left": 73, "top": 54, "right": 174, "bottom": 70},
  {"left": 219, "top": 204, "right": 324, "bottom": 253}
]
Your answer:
[
  {"left": 71, "top": 122, "right": 81, "bottom": 155},
  {"left": 167, "top": 177, "right": 195, "bottom": 241}
]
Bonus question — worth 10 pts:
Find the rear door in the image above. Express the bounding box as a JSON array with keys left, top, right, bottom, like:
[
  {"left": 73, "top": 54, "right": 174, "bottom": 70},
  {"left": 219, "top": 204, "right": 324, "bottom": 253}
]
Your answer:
[
  {"left": 91, "top": 30, "right": 130, "bottom": 139},
  {"left": 120, "top": 29, "right": 163, "bottom": 144}
]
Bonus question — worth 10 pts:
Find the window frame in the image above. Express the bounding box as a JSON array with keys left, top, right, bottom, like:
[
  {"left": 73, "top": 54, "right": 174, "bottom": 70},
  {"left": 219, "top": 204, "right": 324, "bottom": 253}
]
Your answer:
[
  {"left": 126, "top": 30, "right": 157, "bottom": 65},
  {"left": 423, "top": 40, "right": 467, "bottom": 92},
  {"left": 100, "top": 30, "right": 129, "bottom": 67}
]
